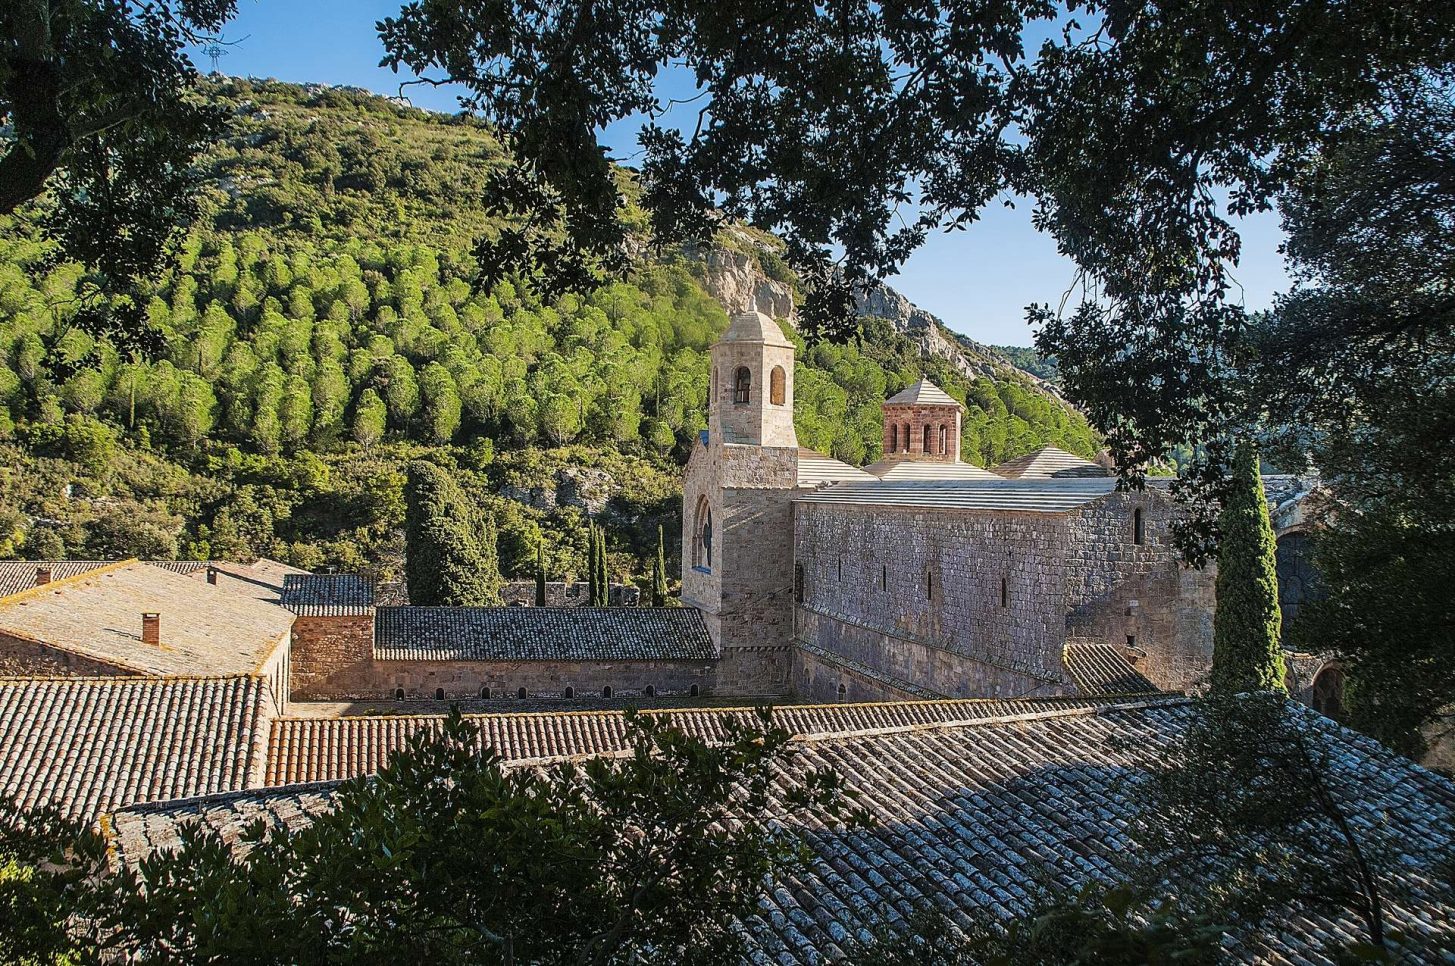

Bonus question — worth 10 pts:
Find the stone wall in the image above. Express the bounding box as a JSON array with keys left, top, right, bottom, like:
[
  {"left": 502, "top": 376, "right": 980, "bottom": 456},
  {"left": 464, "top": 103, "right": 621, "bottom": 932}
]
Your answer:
[
  {"left": 792, "top": 501, "right": 1075, "bottom": 695},
  {"left": 1065, "top": 491, "right": 1216, "bottom": 693},
  {"left": 793, "top": 640, "right": 946, "bottom": 703},
  {"left": 289, "top": 614, "right": 374, "bottom": 700},
  {"left": 330, "top": 657, "right": 717, "bottom": 701},
  {"left": 0, "top": 632, "right": 129, "bottom": 676}
]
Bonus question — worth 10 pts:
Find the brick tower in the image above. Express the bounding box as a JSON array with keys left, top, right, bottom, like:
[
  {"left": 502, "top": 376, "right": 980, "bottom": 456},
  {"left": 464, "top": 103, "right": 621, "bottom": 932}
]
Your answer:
[
  {"left": 681, "top": 311, "right": 799, "bottom": 696},
  {"left": 880, "top": 379, "right": 963, "bottom": 462}
]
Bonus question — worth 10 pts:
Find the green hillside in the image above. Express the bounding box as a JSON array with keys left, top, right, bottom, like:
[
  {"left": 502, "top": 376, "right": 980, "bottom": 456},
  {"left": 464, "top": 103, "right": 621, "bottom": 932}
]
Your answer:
[{"left": 0, "top": 79, "right": 1098, "bottom": 584}]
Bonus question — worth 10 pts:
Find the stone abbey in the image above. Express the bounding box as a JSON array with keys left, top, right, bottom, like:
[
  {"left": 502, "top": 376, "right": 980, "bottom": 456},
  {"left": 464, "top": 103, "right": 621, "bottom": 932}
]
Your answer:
[{"left": 684, "top": 310, "right": 1326, "bottom": 704}]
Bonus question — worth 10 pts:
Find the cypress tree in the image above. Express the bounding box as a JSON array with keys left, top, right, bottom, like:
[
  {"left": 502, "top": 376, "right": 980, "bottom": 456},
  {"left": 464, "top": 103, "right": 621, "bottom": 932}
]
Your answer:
[
  {"left": 652, "top": 524, "right": 669, "bottom": 607},
  {"left": 404, "top": 460, "right": 502, "bottom": 606},
  {"left": 586, "top": 520, "right": 598, "bottom": 604},
  {"left": 1211, "top": 442, "right": 1286, "bottom": 694},
  {"left": 589, "top": 521, "right": 609, "bottom": 606},
  {"left": 535, "top": 539, "right": 547, "bottom": 607}
]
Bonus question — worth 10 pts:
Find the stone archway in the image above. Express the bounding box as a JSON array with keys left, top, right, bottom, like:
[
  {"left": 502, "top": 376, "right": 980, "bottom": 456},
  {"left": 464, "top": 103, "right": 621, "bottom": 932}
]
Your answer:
[{"left": 1311, "top": 662, "right": 1346, "bottom": 721}]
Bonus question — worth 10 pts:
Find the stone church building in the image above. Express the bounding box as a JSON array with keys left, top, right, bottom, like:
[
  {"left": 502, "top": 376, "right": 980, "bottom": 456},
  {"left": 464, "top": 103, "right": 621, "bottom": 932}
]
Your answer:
[{"left": 684, "top": 311, "right": 1223, "bottom": 703}]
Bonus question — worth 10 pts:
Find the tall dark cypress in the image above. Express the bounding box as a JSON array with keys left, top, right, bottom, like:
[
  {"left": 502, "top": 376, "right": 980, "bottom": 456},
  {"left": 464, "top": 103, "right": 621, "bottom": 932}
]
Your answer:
[
  {"left": 404, "top": 460, "right": 502, "bottom": 606},
  {"left": 1211, "top": 442, "right": 1286, "bottom": 694},
  {"left": 652, "top": 524, "right": 669, "bottom": 607},
  {"left": 535, "top": 539, "right": 547, "bottom": 607}
]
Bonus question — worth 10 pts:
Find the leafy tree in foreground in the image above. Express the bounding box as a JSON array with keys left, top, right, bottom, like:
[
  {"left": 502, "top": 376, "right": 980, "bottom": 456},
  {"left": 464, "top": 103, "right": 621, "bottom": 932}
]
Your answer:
[
  {"left": 2, "top": 0, "right": 239, "bottom": 352},
  {"left": 1211, "top": 443, "right": 1284, "bottom": 695},
  {"left": 3, "top": 710, "right": 859, "bottom": 964},
  {"left": 404, "top": 460, "right": 502, "bottom": 606}
]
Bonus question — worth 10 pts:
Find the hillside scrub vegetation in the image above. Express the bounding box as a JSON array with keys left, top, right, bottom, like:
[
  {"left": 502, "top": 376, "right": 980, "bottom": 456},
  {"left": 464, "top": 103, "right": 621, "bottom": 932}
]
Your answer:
[{"left": 0, "top": 79, "right": 1098, "bottom": 582}]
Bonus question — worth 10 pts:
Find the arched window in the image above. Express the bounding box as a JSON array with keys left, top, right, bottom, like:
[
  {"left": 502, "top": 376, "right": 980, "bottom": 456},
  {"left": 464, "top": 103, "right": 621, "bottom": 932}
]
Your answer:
[
  {"left": 923, "top": 425, "right": 933, "bottom": 454},
  {"left": 837, "top": 682, "right": 847, "bottom": 702},
  {"left": 516, "top": 687, "right": 527, "bottom": 699},
  {"left": 693, "top": 496, "right": 713, "bottom": 571},
  {"left": 602, "top": 685, "right": 613, "bottom": 698},
  {"left": 645, "top": 685, "right": 657, "bottom": 697},
  {"left": 690, "top": 684, "right": 700, "bottom": 697},
  {"left": 733, "top": 366, "right": 751, "bottom": 404},
  {"left": 394, "top": 687, "right": 405, "bottom": 700},
  {"left": 712, "top": 367, "right": 718, "bottom": 399},
  {"left": 564, "top": 686, "right": 575, "bottom": 699},
  {"left": 1000, "top": 577, "right": 1008, "bottom": 608},
  {"left": 889, "top": 424, "right": 898, "bottom": 452},
  {"left": 1133, "top": 508, "right": 1145, "bottom": 545},
  {"left": 939, "top": 424, "right": 948, "bottom": 454},
  {"left": 480, "top": 686, "right": 492, "bottom": 699},
  {"left": 434, "top": 687, "right": 445, "bottom": 700},
  {"left": 903, "top": 423, "right": 911, "bottom": 452},
  {"left": 770, "top": 366, "right": 786, "bottom": 405}
]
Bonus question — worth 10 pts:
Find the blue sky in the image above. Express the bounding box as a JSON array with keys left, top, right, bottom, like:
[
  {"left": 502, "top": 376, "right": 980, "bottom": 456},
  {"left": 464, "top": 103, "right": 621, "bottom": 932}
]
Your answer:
[{"left": 201, "top": 0, "right": 1292, "bottom": 347}]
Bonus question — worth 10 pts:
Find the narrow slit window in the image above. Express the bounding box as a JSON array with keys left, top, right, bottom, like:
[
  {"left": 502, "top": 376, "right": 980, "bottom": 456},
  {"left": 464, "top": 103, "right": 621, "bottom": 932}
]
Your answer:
[
  {"left": 939, "top": 425, "right": 948, "bottom": 454},
  {"left": 837, "top": 558, "right": 843, "bottom": 581},
  {"left": 889, "top": 424, "right": 899, "bottom": 452},
  {"left": 794, "top": 564, "right": 805, "bottom": 603},
  {"left": 881, "top": 565, "right": 888, "bottom": 591},
  {"left": 1133, "top": 508, "right": 1145, "bottom": 545},
  {"left": 1000, "top": 577, "right": 1008, "bottom": 608},
  {"left": 923, "top": 425, "right": 933, "bottom": 453},
  {"left": 926, "top": 570, "right": 933, "bottom": 599}
]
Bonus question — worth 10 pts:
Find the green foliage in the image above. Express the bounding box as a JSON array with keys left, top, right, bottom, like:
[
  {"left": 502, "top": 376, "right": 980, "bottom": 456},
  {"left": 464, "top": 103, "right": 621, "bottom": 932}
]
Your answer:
[
  {"left": 1211, "top": 444, "right": 1285, "bottom": 695},
  {"left": 535, "top": 538, "right": 547, "bottom": 606},
  {"left": 404, "top": 460, "right": 501, "bottom": 606},
  {"left": 652, "top": 524, "right": 669, "bottom": 607},
  {"left": 4, "top": 710, "right": 859, "bottom": 963},
  {"left": 587, "top": 519, "right": 610, "bottom": 606},
  {"left": 0, "top": 80, "right": 1095, "bottom": 579}
]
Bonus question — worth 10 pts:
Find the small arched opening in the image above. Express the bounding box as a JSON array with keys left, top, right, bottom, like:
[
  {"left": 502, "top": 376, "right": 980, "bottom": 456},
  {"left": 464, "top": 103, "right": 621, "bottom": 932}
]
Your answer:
[
  {"left": 516, "top": 687, "right": 527, "bottom": 700},
  {"left": 922, "top": 425, "right": 933, "bottom": 454},
  {"left": 733, "top": 366, "right": 751, "bottom": 404},
  {"left": 645, "top": 685, "right": 657, "bottom": 698},
  {"left": 564, "top": 686, "right": 575, "bottom": 699},
  {"left": 394, "top": 687, "right": 405, "bottom": 700},
  {"left": 602, "top": 685, "right": 613, "bottom": 699},
  {"left": 1312, "top": 665, "right": 1347, "bottom": 721},
  {"left": 480, "top": 686, "right": 492, "bottom": 699},
  {"left": 434, "top": 687, "right": 445, "bottom": 700},
  {"left": 837, "top": 682, "right": 847, "bottom": 702},
  {"left": 690, "top": 684, "right": 700, "bottom": 697},
  {"left": 770, "top": 366, "right": 786, "bottom": 406}
]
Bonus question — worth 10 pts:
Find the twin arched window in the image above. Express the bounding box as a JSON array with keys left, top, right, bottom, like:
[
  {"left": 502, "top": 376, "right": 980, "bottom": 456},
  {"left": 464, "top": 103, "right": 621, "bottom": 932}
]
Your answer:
[{"left": 733, "top": 367, "right": 751, "bottom": 404}]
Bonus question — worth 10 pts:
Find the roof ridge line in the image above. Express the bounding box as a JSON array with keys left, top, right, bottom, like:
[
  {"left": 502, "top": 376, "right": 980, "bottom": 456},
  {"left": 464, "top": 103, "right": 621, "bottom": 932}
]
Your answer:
[
  {"left": 0, "top": 558, "right": 138, "bottom": 608},
  {"left": 0, "top": 672, "right": 265, "bottom": 685}
]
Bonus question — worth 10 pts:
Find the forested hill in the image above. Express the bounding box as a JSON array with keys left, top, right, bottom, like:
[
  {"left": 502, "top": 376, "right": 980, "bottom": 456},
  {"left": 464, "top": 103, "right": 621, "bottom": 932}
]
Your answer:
[{"left": 0, "top": 78, "right": 1099, "bottom": 583}]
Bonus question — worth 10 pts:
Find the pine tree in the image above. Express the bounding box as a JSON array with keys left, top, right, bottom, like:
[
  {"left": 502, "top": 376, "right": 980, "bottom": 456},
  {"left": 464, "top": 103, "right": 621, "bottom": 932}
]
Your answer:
[
  {"left": 1211, "top": 442, "right": 1286, "bottom": 694},
  {"left": 652, "top": 523, "right": 669, "bottom": 607},
  {"left": 404, "top": 461, "right": 502, "bottom": 606},
  {"left": 535, "top": 539, "right": 547, "bottom": 607}
]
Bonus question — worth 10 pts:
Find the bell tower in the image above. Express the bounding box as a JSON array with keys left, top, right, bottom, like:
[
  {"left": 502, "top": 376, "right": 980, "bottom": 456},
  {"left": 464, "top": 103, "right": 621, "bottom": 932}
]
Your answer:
[
  {"left": 709, "top": 311, "right": 798, "bottom": 448},
  {"left": 682, "top": 310, "right": 801, "bottom": 697}
]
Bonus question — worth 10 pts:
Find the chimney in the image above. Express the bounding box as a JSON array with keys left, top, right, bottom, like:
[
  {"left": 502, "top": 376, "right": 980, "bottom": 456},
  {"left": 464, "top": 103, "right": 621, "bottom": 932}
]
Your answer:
[
  {"left": 206, "top": 565, "right": 218, "bottom": 585},
  {"left": 34, "top": 566, "right": 51, "bottom": 587},
  {"left": 141, "top": 612, "right": 160, "bottom": 645}
]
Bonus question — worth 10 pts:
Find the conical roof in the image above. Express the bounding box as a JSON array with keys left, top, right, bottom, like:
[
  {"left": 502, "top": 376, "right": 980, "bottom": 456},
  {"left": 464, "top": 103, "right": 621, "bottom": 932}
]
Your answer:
[
  {"left": 992, "top": 445, "right": 1109, "bottom": 480},
  {"left": 716, "top": 310, "right": 793, "bottom": 348},
  {"left": 884, "top": 379, "right": 962, "bottom": 408}
]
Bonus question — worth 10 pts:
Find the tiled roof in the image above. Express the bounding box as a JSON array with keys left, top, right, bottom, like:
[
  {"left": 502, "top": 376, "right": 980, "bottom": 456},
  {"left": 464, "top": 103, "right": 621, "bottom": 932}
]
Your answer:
[
  {"left": 992, "top": 445, "right": 1110, "bottom": 479},
  {"left": 0, "top": 560, "right": 115, "bottom": 598},
  {"left": 1063, "top": 640, "right": 1158, "bottom": 695},
  {"left": 884, "top": 379, "right": 962, "bottom": 408},
  {"left": 108, "top": 699, "right": 1455, "bottom": 961},
  {"left": 0, "top": 675, "right": 271, "bottom": 821},
  {"left": 0, "top": 561, "right": 294, "bottom": 676},
  {"left": 281, "top": 574, "right": 374, "bottom": 615},
  {"left": 797, "top": 449, "right": 876, "bottom": 487},
  {"left": 794, "top": 478, "right": 1137, "bottom": 513},
  {"left": 859, "top": 459, "right": 1004, "bottom": 481},
  {"left": 263, "top": 694, "right": 1125, "bottom": 785},
  {"left": 373, "top": 606, "right": 717, "bottom": 662}
]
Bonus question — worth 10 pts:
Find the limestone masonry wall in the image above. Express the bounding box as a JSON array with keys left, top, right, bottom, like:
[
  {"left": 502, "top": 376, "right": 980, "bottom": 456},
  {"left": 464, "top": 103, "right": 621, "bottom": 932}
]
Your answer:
[
  {"left": 289, "top": 614, "right": 375, "bottom": 700},
  {"left": 792, "top": 502, "right": 1075, "bottom": 697},
  {"left": 0, "top": 632, "right": 129, "bottom": 677}
]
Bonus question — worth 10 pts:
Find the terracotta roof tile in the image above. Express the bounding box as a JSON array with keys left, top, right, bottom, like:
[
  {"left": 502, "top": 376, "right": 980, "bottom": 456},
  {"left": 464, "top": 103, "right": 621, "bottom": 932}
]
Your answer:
[
  {"left": 0, "top": 562, "right": 294, "bottom": 676},
  {"left": 264, "top": 694, "right": 1135, "bottom": 785},
  {"left": 1062, "top": 641, "right": 1158, "bottom": 696},
  {"left": 109, "top": 700, "right": 1455, "bottom": 961},
  {"left": 0, "top": 675, "right": 271, "bottom": 821},
  {"left": 373, "top": 606, "right": 716, "bottom": 662}
]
